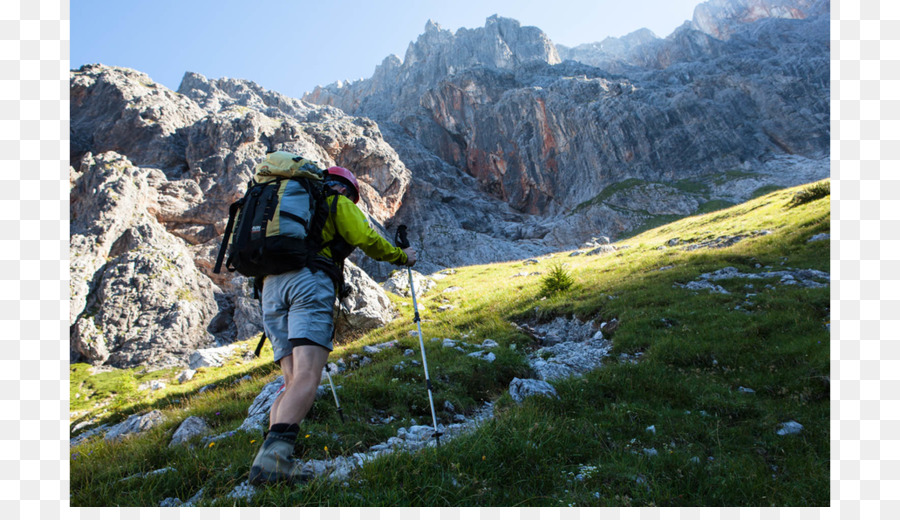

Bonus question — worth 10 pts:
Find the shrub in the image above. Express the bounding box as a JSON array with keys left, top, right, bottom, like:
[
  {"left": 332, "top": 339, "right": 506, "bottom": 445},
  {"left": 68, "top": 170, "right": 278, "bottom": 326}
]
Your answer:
[
  {"left": 789, "top": 181, "right": 830, "bottom": 207},
  {"left": 541, "top": 263, "right": 574, "bottom": 295}
]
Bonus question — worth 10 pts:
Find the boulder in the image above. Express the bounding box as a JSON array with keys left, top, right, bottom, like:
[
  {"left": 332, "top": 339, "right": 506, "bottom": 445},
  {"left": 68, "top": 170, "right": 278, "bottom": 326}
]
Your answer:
[
  {"left": 509, "top": 378, "right": 558, "bottom": 402},
  {"left": 776, "top": 420, "right": 804, "bottom": 436},
  {"left": 169, "top": 416, "right": 211, "bottom": 447},
  {"left": 104, "top": 410, "right": 165, "bottom": 442},
  {"left": 334, "top": 261, "right": 395, "bottom": 341},
  {"left": 239, "top": 376, "right": 285, "bottom": 432},
  {"left": 178, "top": 369, "right": 196, "bottom": 383},
  {"left": 189, "top": 345, "right": 238, "bottom": 369}
]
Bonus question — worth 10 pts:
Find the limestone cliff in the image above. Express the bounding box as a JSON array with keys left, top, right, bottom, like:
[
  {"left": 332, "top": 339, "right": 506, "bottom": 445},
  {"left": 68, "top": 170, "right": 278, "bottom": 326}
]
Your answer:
[{"left": 304, "top": 3, "right": 829, "bottom": 219}]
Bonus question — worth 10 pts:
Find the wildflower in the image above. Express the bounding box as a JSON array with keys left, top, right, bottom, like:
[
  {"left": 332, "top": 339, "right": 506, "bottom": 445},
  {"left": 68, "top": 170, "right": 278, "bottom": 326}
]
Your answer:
[
  {"left": 215, "top": 412, "right": 221, "bottom": 416},
  {"left": 250, "top": 440, "right": 256, "bottom": 444},
  {"left": 305, "top": 434, "right": 310, "bottom": 438},
  {"left": 208, "top": 442, "right": 215, "bottom": 448},
  {"left": 482, "top": 455, "right": 486, "bottom": 461}
]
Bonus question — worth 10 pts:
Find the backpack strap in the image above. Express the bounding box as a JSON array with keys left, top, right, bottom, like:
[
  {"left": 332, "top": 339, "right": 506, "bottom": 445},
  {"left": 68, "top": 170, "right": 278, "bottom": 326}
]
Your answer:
[
  {"left": 254, "top": 332, "right": 267, "bottom": 358},
  {"left": 253, "top": 276, "right": 266, "bottom": 357},
  {"left": 318, "top": 194, "right": 354, "bottom": 299},
  {"left": 213, "top": 199, "right": 243, "bottom": 274},
  {"left": 322, "top": 194, "right": 354, "bottom": 260}
]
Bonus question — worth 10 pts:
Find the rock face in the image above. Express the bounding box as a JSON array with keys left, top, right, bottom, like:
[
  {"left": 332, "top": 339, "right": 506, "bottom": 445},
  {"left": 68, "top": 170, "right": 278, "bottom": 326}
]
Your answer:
[
  {"left": 169, "top": 416, "right": 211, "bottom": 447},
  {"left": 333, "top": 261, "right": 396, "bottom": 341},
  {"left": 691, "top": 0, "right": 829, "bottom": 40},
  {"left": 70, "top": 65, "right": 415, "bottom": 369},
  {"left": 305, "top": 1, "right": 828, "bottom": 225},
  {"left": 70, "top": 152, "right": 219, "bottom": 368}
]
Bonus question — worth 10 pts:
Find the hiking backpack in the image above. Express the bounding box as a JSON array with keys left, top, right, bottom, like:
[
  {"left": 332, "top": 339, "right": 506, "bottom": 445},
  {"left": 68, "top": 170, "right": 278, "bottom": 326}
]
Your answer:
[{"left": 213, "top": 151, "right": 331, "bottom": 278}]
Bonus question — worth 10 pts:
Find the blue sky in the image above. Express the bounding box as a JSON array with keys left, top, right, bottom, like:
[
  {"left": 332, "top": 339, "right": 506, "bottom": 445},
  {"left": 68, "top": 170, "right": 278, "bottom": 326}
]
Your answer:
[{"left": 72, "top": 0, "right": 702, "bottom": 99}]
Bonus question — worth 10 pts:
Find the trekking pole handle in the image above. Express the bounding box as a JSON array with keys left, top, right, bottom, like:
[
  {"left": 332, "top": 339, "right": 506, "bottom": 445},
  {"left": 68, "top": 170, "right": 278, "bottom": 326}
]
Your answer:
[{"left": 395, "top": 225, "right": 410, "bottom": 249}]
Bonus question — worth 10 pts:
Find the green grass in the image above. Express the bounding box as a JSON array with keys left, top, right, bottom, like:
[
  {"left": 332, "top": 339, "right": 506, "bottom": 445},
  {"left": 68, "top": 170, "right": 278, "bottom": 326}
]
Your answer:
[
  {"left": 70, "top": 181, "right": 830, "bottom": 507},
  {"left": 573, "top": 178, "right": 648, "bottom": 212},
  {"left": 789, "top": 181, "right": 830, "bottom": 207},
  {"left": 751, "top": 184, "right": 783, "bottom": 199},
  {"left": 574, "top": 170, "right": 768, "bottom": 216},
  {"left": 697, "top": 199, "right": 735, "bottom": 214}
]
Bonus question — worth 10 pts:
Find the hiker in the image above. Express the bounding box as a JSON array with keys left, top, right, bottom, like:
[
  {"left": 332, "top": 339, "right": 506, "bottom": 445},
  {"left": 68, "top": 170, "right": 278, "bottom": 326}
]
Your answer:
[{"left": 248, "top": 166, "right": 417, "bottom": 485}]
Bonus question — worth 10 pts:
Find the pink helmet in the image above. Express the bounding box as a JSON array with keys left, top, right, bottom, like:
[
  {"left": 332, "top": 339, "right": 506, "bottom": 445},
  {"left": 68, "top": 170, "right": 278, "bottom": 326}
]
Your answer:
[{"left": 326, "top": 166, "right": 360, "bottom": 204}]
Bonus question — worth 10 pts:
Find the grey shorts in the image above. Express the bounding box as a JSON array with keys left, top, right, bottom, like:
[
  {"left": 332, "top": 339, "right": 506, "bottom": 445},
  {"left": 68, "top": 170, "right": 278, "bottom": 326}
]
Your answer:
[{"left": 261, "top": 267, "right": 336, "bottom": 363}]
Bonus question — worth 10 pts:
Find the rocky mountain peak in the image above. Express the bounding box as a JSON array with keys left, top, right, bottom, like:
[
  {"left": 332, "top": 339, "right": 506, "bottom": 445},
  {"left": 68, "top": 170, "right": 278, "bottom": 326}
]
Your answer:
[
  {"left": 306, "top": 15, "right": 560, "bottom": 120},
  {"left": 424, "top": 18, "right": 443, "bottom": 34},
  {"left": 691, "top": 0, "right": 829, "bottom": 40}
]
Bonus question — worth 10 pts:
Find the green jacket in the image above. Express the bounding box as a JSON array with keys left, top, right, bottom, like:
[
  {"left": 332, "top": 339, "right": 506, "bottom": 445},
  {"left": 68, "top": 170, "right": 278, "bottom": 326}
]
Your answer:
[{"left": 319, "top": 195, "right": 408, "bottom": 265}]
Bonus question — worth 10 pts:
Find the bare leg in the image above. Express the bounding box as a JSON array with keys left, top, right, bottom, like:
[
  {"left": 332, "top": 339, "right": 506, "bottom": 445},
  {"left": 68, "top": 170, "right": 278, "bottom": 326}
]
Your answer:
[
  {"left": 269, "top": 345, "right": 329, "bottom": 426},
  {"left": 268, "top": 357, "right": 294, "bottom": 429}
]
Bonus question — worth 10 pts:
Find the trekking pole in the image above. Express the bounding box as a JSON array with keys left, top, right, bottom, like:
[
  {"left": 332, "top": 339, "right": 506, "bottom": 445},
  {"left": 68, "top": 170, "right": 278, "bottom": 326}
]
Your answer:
[
  {"left": 323, "top": 364, "right": 346, "bottom": 423},
  {"left": 394, "top": 225, "right": 443, "bottom": 447}
]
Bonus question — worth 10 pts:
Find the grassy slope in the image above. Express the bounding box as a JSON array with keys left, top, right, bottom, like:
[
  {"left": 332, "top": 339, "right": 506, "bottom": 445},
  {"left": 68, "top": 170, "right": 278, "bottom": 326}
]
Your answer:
[{"left": 70, "top": 182, "right": 830, "bottom": 507}]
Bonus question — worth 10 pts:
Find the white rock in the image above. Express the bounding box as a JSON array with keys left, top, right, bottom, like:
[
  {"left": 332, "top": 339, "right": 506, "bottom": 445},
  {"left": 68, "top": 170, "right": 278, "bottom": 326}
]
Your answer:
[
  {"left": 183, "top": 488, "right": 204, "bottom": 507},
  {"left": 509, "top": 377, "right": 558, "bottom": 402},
  {"left": 442, "top": 338, "right": 457, "bottom": 348},
  {"left": 169, "top": 416, "right": 211, "bottom": 447},
  {"left": 383, "top": 269, "right": 436, "bottom": 299},
  {"left": 363, "top": 345, "right": 383, "bottom": 355},
  {"left": 467, "top": 351, "right": 496, "bottom": 362},
  {"left": 646, "top": 425, "right": 656, "bottom": 434},
  {"left": 178, "top": 369, "right": 196, "bottom": 384},
  {"left": 776, "top": 421, "right": 804, "bottom": 436},
  {"left": 104, "top": 410, "right": 165, "bottom": 442},
  {"left": 138, "top": 379, "right": 167, "bottom": 391},
  {"left": 239, "top": 376, "right": 284, "bottom": 432},
  {"left": 188, "top": 345, "right": 237, "bottom": 370},
  {"left": 226, "top": 480, "right": 257, "bottom": 501}
]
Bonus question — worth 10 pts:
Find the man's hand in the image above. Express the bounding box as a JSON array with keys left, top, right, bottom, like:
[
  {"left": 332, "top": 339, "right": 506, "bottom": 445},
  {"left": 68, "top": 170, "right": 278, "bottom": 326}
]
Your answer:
[{"left": 403, "top": 247, "right": 417, "bottom": 267}]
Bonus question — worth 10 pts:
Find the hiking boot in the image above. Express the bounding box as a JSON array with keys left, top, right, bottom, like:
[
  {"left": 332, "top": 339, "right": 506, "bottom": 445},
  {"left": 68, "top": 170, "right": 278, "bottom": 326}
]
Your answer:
[{"left": 248, "top": 432, "right": 314, "bottom": 485}]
